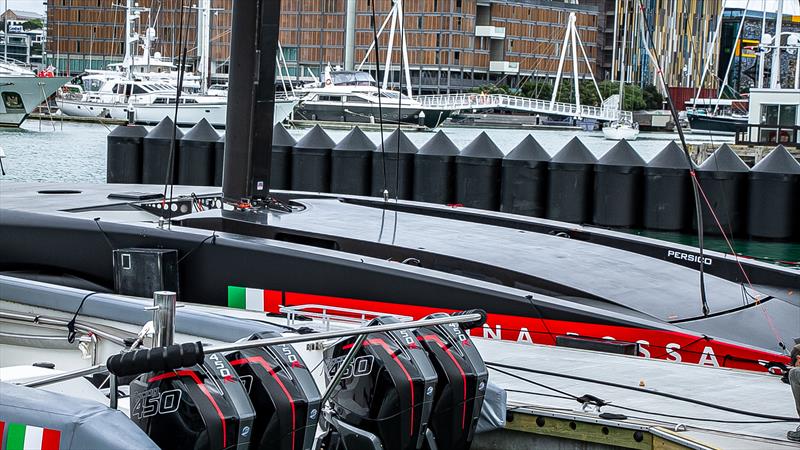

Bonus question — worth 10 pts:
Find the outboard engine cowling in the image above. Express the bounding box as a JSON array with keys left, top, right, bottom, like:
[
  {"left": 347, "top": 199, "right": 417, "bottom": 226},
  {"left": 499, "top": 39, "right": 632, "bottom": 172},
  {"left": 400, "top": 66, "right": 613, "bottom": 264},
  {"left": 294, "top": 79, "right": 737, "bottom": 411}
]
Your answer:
[
  {"left": 321, "top": 316, "right": 438, "bottom": 450},
  {"left": 130, "top": 352, "right": 256, "bottom": 450},
  {"left": 414, "top": 312, "right": 488, "bottom": 450},
  {"left": 226, "top": 332, "right": 322, "bottom": 450}
]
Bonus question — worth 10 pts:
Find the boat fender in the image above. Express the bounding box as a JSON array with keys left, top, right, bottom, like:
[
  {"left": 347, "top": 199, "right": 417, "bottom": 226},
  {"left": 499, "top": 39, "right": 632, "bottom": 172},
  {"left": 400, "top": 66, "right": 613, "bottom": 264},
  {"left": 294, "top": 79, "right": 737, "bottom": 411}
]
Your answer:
[
  {"left": 106, "top": 341, "right": 205, "bottom": 377},
  {"left": 452, "top": 309, "right": 487, "bottom": 330},
  {"left": 599, "top": 412, "right": 628, "bottom": 421}
]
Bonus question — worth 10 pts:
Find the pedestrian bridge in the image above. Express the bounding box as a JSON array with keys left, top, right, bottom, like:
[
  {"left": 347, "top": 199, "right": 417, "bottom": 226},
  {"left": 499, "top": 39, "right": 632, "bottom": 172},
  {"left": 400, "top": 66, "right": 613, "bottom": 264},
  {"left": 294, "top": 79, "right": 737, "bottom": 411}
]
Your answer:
[{"left": 416, "top": 93, "right": 633, "bottom": 123}]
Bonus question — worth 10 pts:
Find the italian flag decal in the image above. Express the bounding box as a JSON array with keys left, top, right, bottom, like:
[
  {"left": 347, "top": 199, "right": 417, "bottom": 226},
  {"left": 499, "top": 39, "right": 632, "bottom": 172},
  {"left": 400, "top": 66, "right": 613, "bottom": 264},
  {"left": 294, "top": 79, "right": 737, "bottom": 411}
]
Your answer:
[
  {"left": 1, "top": 421, "right": 60, "bottom": 450},
  {"left": 227, "top": 286, "right": 281, "bottom": 312}
]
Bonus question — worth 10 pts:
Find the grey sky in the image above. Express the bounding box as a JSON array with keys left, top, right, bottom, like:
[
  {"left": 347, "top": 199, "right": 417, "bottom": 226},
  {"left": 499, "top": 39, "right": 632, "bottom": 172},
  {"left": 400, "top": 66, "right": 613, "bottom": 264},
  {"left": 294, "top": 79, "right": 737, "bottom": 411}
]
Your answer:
[{"left": 2, "top": 0, "right": 46, "bottom": 15}]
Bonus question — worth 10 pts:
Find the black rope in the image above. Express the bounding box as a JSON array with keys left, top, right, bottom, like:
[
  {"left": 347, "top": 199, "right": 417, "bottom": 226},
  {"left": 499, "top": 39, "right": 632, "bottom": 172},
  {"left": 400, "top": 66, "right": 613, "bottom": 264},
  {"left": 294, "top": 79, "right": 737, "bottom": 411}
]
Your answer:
[
  {"left": 369, "top": 0, "right": 388, "bottom": 200},
  {"left": 176, "top": 232, "right": 217, "bottom": 264},
  {"left": 67, "top": 292, "right": 102, "bottom": 343},
  {"left": 486, "top": 361, "right": 798, "bottom": 421},
  {"left": 163, "top": 2, "right": 189, "bottom": 225},
  {"left": 488, "top": 364, "right": 578, "bottom": 399},
  {"left": 93, "top": 217, "right": 114, "bottom": 251},
  {"left": 395, "top": 3, "right": 405, "bottom": 204},
  {"left": 633, "top": 0, "right": 709, "bottom": 316}
]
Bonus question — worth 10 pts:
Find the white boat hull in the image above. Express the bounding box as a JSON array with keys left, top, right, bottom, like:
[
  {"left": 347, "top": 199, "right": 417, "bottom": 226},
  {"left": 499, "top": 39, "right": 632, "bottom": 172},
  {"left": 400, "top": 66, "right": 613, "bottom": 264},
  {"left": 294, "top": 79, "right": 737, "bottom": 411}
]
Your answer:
[
  {"left": 0, "top": 77, "right": 69, "bottom": 127},
  {"left": 57, "top": 97, "right": 298, "bottom": 127},
  {"left": 602, "top": 124, "right": 640, "bottom": 141}
]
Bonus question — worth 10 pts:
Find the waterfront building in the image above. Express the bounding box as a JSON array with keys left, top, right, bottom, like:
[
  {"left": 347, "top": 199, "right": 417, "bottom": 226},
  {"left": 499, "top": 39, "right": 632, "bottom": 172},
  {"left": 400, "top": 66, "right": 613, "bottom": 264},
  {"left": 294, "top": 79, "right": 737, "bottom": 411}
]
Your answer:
[
  {"left": 44, "top": 0, "right": 780, "bottom": 99},
  {"left": 1, "top": 9, "right": 46, "bottom": 66},
  {"left": 44, "top": 0, "right": 603, "bottom": 93}
]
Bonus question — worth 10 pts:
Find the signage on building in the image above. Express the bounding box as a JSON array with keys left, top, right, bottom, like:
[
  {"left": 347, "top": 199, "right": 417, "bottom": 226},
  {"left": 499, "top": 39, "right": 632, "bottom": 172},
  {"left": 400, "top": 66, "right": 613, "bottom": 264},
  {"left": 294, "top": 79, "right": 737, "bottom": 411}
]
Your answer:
[{"left": 8, "top": 25, "right": 24, "bottom": 33}]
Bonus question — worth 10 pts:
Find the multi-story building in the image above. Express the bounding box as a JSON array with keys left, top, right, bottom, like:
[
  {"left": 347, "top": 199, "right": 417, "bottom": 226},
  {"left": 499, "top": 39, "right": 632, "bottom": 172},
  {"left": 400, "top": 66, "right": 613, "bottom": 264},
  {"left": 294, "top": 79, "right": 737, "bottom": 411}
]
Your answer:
[
  {"left": 1, "top": 9, "right": 47, "bottom": 66},
  {"left": 45, "top": 0, "right": 603, "bottom": 93}
]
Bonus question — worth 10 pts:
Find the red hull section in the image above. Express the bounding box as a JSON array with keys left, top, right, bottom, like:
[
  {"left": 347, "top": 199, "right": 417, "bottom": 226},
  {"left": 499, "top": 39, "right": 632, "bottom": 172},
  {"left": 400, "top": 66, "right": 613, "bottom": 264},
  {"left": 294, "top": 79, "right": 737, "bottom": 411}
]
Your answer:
[{"left": 255, "top": 289, "right": 789, "bottom": 373}]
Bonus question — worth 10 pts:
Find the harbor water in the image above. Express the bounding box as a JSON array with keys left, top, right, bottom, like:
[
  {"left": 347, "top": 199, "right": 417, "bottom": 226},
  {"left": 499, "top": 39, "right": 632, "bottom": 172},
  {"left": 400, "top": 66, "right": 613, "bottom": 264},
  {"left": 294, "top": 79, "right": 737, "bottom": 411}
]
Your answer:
[{"left": 2, "top": 119, "right": 798, "bottom": 265}]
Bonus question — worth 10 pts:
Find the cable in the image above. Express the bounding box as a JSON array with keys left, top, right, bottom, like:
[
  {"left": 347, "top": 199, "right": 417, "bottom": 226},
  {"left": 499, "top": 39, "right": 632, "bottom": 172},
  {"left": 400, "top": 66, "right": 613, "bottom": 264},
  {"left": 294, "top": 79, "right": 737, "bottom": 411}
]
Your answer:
[
  {"left": 395, "top": 1, "right": 405, "bottom": 204},
  {"left": 485, "top": 361, "right": 799, "bottom": 421},
  {"left": 163, "top": 2, "right": 189, "bottom": 226},
  {"left": 488, "top": 364, "right": 578, "bottom": 399},
  {"left": 369, "top": 0, "right": 388, "bottom": 200},
  {"left": 93, "top": 217, "right": 114, "bottom": 251},
  {"left": 632, "top": 0, "right": 709, "bottom": 316},
  {"left": 66, "top": 292, "right": 102, "bottom": 343},
  {"left": 176, "top": 232, "right": 217, "bottom": 264}
]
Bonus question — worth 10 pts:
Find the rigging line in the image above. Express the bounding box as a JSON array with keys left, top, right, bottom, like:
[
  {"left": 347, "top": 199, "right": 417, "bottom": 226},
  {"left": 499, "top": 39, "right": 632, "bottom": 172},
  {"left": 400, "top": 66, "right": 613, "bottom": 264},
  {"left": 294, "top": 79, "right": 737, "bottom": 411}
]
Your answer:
[
  {"left": 395, "top": 0, "right": 405, "bottom": 204},
  {"left": 369, "top": 0, "right": 388, "bottom": 200},
  {"left": 485, "top": 361, "right": 799, "bottom": 421},
  {"left": 632, "top": 0, "right": 709, "bottom": 317},
  {"left": 163, "top": 2, "right": 189, "bottom": 228},
  {"left": 486, "top": 364, "right": 579, "bottom": 400}
]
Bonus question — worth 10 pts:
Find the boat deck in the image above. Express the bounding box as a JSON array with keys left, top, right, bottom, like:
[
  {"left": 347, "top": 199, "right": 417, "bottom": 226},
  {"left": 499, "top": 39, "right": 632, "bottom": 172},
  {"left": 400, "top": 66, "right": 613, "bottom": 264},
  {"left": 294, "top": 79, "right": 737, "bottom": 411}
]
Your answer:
[
  {"left": 476, "top": 338, "right": 799, "bottom": 448},
  {"left": 1, "top": 182, "right": 797, "bottom": 357}
]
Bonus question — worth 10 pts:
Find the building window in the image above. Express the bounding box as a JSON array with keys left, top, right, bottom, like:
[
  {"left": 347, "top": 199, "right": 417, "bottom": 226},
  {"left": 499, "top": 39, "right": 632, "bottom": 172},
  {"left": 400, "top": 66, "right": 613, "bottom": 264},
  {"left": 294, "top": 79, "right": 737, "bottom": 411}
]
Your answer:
[
  {"left": 283, "top": 46, "right": 298, "bottom": 61},
  {"left": 456, "top": 0, "right": 462, "bottom": 10},
  {"left": 454, "top": 50, "right": 460, "bottom": 64},
  {"left": 418, "top": 16, "right": 423, "bottom": 28},
  {"left": 508, "top": 40, "right": 513, "bottom": 52},
  {"left": 456, "top": 17, "right": 461, "bottom": 30}
]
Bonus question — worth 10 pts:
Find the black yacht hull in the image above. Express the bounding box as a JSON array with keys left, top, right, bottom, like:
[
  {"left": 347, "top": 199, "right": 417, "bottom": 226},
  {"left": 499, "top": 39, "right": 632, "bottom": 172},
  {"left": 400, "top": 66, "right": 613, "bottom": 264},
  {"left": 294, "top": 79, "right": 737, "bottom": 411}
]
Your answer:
[
  {"left": 0, "top": 187, "right": 795, "bottom": 374},
  {"left": 294, "top": 103, "right": 421, "bottom": 124},
  {"left": 688, "top": 113, "right": 747, "bottom": 135}
]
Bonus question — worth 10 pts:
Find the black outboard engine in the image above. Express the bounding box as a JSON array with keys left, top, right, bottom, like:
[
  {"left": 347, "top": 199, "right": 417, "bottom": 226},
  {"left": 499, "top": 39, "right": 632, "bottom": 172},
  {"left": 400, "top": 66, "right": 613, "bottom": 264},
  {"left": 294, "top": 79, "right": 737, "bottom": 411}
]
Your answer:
[
  {"left": 130, "top": 352, "right": 256, "bottom": 450},
  {"left": 226, "top": 332, "right": 322, "bottom": 450},
  {"left": 320, "top": 316, "right": 439, "bottom": 450},
  {"left": 414, "top": 311, "right": 488, "bottom": 450}
]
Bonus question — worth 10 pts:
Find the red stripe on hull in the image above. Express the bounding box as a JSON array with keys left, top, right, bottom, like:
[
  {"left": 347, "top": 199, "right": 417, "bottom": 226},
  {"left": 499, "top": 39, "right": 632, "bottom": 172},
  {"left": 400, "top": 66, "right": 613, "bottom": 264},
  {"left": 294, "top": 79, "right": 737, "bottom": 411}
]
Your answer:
[{"left": 270, "top": 290, "right": 788, "bottom": 372}]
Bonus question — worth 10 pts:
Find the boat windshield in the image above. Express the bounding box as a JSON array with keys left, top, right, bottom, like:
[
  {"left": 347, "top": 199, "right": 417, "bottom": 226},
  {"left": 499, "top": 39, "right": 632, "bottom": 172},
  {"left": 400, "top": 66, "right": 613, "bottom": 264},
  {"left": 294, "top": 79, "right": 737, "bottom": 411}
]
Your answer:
[
  {"left": 379, "top": 90, "right": 413, "bottom": 101},
  {"left": 331, "top": 71, "right": 375, "bottom": 86},
  {"left": 84, "top": 78, "right": 105, "bottom": 92}
]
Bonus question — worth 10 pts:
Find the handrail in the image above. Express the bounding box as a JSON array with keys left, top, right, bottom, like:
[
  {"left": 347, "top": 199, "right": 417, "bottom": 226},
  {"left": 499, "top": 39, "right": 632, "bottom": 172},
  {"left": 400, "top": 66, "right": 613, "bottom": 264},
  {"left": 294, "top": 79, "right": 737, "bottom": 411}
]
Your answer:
[
  {"left": 281, "top": 304, "right": 413, "bottom": 330},
  {"left": 415, "top": 92, "right": 632, "bottom": 121},
  {"left": 735, "top": 123, "right": 800, "bottom": 148}
]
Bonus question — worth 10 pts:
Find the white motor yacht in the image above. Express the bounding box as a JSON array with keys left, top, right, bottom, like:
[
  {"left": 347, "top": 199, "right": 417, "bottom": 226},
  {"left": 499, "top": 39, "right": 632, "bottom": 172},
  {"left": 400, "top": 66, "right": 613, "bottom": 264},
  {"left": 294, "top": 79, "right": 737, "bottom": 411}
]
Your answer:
[
  {"left": 0, "top": 58, "right": 69, "bottom": 127},
  {"left": 58, "top": 74, "right": 296, "bottom": 127},
  {"left": 295, "top": 70, "right": 422, "bottom": 124}
]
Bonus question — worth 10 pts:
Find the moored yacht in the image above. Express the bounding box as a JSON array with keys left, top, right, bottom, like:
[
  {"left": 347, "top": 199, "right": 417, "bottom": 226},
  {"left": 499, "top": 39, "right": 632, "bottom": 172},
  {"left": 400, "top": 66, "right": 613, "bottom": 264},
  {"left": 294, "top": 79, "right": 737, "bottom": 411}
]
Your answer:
[
  {"left": 0, "top": 58, "right": 69, "bottom": 127},
  {"left": 58, "top": 73, "right": 296, "bottom": 127},
  {"left": 295, "top": 70, "right": 423, "bottom": 124}
]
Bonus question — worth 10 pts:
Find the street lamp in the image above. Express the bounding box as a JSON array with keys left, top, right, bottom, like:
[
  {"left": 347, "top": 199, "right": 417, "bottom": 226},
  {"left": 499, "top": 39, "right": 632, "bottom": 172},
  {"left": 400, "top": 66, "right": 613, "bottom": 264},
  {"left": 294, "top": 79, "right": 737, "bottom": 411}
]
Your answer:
[{"left": 757, "top": 32, "right": 800, "bottom": 89}]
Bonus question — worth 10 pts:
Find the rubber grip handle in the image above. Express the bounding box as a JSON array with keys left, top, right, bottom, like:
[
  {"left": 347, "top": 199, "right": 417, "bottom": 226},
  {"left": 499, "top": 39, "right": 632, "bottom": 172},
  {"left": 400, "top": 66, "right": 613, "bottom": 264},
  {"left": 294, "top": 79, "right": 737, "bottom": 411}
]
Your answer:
[
  {"left": 451, "top": 309, "right": 487, "bottom": 330},
  {"left": 106, "top": 341, "right": 205, "bottom": 376}
]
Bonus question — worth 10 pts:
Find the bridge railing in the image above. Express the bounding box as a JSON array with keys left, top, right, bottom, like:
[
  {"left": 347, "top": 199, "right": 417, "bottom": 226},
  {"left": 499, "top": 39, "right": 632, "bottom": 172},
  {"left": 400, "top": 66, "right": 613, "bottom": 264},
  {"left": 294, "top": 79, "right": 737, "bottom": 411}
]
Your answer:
[{"left": 416, "top": 93, "right": 632, "bottom": 122}]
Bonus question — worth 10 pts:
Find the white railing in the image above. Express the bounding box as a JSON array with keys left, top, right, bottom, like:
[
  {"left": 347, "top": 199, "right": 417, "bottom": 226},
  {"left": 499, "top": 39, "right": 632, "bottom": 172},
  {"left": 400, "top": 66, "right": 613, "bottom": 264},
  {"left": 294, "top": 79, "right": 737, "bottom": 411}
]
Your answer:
[
  {"left": 417, "top": 93, "right": 633, "bottom": 122},
  {"left": 280, "top": 304, "right": 413, "bottom": 331}
]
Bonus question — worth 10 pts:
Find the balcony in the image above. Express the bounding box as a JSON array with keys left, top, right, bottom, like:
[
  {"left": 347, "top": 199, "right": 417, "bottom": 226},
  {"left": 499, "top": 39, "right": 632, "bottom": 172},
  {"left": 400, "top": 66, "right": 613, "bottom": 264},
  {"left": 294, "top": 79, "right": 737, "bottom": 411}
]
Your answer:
[
  {"left": 489, "top": 60, "right": 519, "bottom": 74},
  {"left": 475, "top": 25, "right": 506, "bottom": 39}
]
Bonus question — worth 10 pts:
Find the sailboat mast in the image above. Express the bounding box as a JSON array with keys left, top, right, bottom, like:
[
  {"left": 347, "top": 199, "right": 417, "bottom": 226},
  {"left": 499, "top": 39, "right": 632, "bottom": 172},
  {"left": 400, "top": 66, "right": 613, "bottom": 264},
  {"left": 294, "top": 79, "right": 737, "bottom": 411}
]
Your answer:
[
  {"left": 618, "top": 0, "right": 629, "bottom": 110},
  {"left": 757, "top": 0, "right": 767, "bottom": 88},
  {"left": 769, "top": 0, "right": 784, "bottom": 88},
  {"left": 222, "top": 0, "right": 280, "bottom": 204}
]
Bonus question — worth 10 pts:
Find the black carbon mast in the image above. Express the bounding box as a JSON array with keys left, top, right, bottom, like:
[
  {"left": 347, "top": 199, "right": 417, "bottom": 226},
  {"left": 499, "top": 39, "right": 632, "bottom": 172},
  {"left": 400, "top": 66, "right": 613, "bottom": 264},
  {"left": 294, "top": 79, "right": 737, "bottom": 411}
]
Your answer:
[{"left": 222, "top": 0, "right": 282, "bottom": 207}]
